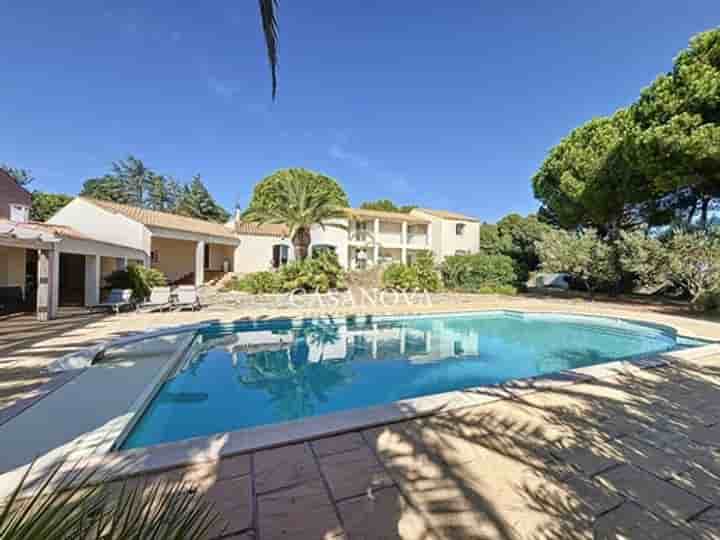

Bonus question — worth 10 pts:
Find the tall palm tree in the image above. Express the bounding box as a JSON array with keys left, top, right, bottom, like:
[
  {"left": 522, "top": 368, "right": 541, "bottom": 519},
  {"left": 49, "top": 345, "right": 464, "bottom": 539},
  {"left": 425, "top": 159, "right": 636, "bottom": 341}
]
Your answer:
[
  {"left": 242, "top": 174, "right": 347, "bottom": 260},
  {"left": 258, "top": 0, "right": 279, "bottom": 99}
]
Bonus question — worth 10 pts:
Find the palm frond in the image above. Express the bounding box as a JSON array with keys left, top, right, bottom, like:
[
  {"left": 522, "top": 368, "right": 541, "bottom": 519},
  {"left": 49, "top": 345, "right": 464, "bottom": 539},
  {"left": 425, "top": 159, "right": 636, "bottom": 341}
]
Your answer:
[{"left": 258, "top": 0, "right": 279, "bottom": 100}]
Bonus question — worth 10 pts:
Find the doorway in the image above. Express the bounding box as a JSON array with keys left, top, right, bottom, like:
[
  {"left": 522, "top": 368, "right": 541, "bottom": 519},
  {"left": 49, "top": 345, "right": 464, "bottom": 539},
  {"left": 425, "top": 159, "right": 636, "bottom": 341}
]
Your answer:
[{"left": 59, "top": 253, "right": 85, "bottom": 306}]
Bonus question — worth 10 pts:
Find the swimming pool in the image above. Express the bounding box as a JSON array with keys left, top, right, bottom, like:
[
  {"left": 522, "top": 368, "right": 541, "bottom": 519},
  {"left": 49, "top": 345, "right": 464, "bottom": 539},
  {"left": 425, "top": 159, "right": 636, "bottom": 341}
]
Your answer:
[{"left": 121, "top": 311, "right": 701, "bottom": 449}]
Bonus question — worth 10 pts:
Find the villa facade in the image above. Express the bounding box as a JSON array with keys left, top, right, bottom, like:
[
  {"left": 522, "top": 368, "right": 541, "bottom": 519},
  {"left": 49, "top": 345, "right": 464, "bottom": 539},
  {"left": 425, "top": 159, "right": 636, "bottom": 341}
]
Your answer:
[{"left": 1, "top": 187, "right": 481, "bottom": 319}]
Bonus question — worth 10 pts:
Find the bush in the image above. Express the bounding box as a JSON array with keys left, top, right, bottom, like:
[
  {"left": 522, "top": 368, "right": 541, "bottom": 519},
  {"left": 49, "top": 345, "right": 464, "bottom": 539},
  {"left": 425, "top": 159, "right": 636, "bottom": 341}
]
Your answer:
[
  {"left": 227, "top": 251, "right": 346, "bottom": 294},
  {"left": 280, "top": 250, "right": 346, "bottom": 292},
  {"left": 106, "top": 264, "right": 166, "bottom": 300},
  {"left": 475, "top": 284, "right": 518, "bottom": 295},
  {"left": 382, "top": 263, "right": 421, "bottom": 291},
  {"left": 381, "top": 251, "right": 442, "bottom": 292},
  {"left": 228, "top": 271, "right": 283, "bottom": 294},
  {"left": 536, "top": 229, "right": 619, "bottom": 294},
  {"left": 440, "top": 253, "right": 518, "bottom": 292}
]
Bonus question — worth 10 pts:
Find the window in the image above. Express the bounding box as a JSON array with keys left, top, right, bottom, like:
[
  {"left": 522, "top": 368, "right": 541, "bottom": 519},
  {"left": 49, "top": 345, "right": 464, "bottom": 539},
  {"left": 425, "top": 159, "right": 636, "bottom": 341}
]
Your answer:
[
  {"left": 272, "top": 244, "right": 289, "bottom": 268},
  {"left": 151, "top": 250, "right": 159, "bottom": 263},
  {"left": 455, "top": 250, "right": 467, "bottom": 256},
  {"left": 10, "top": 204, "right": 29, "bottom": 222},
  {"left": 455, "top": 223, "right": 466, "bottom": 236}
]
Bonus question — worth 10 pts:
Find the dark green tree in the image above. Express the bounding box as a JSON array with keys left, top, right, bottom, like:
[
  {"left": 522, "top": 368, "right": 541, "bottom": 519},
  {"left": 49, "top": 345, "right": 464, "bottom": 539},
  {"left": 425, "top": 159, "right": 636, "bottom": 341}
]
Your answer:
[
  {"left": 359, "top": 199, "right": 416, "bottom": 213},
  {"left": 176, "top": 175, "right": 230, "bottom": 223},
  {"left": 247, "top": 168, "right": 349, "bottom": 214},
  {"left": 111, "top": 155, "right": 151, "bottom": 206},
  {"left": 80, "top": 175, "right": 131, "bottom": 204},
  {"left": 30, "top": 192, "right": 73, "bottom": 221},
  {"left": 1, "top": 164, "right": 34, "bottom": 187}
]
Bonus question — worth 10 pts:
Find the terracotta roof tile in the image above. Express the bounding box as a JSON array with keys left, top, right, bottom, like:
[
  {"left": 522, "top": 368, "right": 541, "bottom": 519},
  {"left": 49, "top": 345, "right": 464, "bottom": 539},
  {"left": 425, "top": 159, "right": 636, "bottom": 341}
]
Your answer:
[
  {"left": 412, "top": 208, "right": 479, "bottom": 222},
  {"left": 81, "top": 197, "right": 239, "bottom": 240},
  {"left": 345, "top": 208, "right": 430, "bottom": 224},
  {"left": 234, "top": 221, "right": 289, "bottom": 238}
]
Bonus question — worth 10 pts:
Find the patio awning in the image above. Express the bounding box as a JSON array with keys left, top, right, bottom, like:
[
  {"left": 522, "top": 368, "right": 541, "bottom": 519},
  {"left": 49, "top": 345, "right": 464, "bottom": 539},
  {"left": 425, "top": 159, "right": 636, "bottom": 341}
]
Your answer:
[{"left": 0, "top": 220, "right": 62, "bottom": 247}]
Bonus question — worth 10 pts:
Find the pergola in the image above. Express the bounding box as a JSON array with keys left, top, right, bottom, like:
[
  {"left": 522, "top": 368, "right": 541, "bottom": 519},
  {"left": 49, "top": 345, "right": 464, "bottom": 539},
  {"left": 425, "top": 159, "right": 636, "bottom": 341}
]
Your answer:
[{"left": 0, "top": 221, "right": 60, "bottom": 321}]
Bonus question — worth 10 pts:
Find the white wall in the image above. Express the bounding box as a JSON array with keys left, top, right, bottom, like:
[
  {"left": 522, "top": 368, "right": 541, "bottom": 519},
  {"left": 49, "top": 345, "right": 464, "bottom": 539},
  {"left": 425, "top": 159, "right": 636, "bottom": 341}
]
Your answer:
[
  {"left": 0, "top": 246, "right": 26, "bottom": 291},
  {"left": 50, "top": 199, "right": 151, "bottom": 254},
  {"left": 234, "top": 235, "right": 293, "bottom": 273}
]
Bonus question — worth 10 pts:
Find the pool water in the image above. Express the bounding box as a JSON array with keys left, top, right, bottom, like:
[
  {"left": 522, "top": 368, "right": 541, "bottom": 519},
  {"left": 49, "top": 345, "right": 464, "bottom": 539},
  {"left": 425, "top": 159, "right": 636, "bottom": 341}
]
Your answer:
[{"left": 121, "top": 312, "right": 700, "bottom": 449}]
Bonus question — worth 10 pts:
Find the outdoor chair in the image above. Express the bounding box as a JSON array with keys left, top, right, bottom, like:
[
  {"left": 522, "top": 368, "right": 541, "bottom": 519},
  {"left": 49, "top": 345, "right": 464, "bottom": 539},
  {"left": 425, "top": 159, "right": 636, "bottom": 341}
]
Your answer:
[
  {"left": 172, "top": 285, "right": 201, "bottom": 311},
  {"left": 136, "top": 287, "right": 173, "bottom": 313},
  {"left": 90, "top": 289, "right": 133, "bottom": 314}
]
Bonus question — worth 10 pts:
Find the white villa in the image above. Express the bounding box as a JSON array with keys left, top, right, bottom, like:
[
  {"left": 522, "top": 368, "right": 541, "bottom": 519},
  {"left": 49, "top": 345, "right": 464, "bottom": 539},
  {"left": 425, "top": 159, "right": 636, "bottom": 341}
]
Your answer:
[{"left": 0, "top": 181, "right": 480, "bottom": 319}]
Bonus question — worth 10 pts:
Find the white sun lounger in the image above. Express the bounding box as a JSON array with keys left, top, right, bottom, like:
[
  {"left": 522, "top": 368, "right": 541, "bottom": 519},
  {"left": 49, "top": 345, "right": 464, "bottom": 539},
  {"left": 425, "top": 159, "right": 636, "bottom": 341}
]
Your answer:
[
  {"left": 136, "top": 287, "right": 173, "bottom": 313},
  {"left": 90, "top": 289, "right": 133, "bottom": 314},
  {"left": 172, "top": 285, "right": 201, "bottom": 311}
]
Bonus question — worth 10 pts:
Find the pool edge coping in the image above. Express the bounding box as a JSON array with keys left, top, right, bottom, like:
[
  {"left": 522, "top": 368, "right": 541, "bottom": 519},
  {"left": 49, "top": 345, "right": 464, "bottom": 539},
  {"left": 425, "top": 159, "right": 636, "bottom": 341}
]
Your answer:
[{"left": 1, "top": 306, "right": 718, "bottom": 500}]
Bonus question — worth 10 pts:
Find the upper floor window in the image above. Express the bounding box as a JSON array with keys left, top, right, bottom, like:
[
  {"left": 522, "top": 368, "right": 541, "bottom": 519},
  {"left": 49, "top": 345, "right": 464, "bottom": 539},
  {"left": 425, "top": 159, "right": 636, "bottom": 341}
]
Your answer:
[
  {"left": 455, "top": 223, "right": 466, "bottom": 236},
  {"left": 10, "top": 204, "right": 29, "bottom": 222}
]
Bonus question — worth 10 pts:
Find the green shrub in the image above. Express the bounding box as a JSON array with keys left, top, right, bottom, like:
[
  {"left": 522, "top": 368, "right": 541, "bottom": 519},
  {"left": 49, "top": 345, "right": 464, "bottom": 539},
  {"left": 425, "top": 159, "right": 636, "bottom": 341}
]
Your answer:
[
  {"left": 382, "top": 263, "right": 421, "bottom": 291},
  {"left": 440, "top": 253, "right": 518, "bottom": 292},
  {"left": 381, "top": 251, "right": 442, "bottom": 292},
  {"left": 106, "top": 264, "right": 167, "bottom": 300},
  {"left": 412, "top": 250, "right": 442, "bottom": 292},
  {"left": 475, "top": 284, "right": 518, "bottom": 295},
  {"left": 228, "top": 271, "right": 283, "bottom": 294},
  {"left": 280, "top": 250, "right": 346, "bottom": 292},
  {"left": 224, "top": 251, "right": 346, "bottom": 294}
]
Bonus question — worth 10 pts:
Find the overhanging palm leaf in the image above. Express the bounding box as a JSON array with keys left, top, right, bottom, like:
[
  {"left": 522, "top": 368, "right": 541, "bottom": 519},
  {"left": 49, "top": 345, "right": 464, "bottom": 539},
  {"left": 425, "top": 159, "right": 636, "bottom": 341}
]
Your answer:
[{"left": 258, "top": 0, "right": 279, "bottom": 100}]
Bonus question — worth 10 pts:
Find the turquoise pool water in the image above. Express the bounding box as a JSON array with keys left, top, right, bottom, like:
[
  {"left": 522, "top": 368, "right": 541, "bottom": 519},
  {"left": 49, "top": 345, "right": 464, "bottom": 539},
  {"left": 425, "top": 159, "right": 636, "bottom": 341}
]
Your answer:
[{"left": 121, "top": 312, "right": 701, "bottom": 449}]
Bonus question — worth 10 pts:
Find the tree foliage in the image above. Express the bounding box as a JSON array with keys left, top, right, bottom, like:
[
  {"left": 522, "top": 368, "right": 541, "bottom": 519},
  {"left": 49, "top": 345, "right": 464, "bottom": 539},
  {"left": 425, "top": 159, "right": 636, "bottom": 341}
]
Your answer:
[
  {"left": 247, "top": 168, "right": 349, "bottom": 214},
  {"left": 536, "top": 229, "right": 620, "bottom": 294},
  {"left": 29, "top": 191, "right": 73, "bottom": 222},
  {"left": 0, "top": 164, "right": 34, "bottom": 187},
  {"left": 359, "top": 199, "right": 416, "bottom": 213},
  {"left": 618, "top": 229, "right": 720, "bottom": 308},
  {"left": 533, "top": 27, "right": 720, "bottom": 233},
  {"left": 440, "top": 253, "right": 518, "bottom": 292},
  {"left": 176, "top": 175, "right": 230, "bottom": 223},
  {"left": 79, "top": 156, "right": 230, "bottom": 223},
  {"left": 243, "top": 169, "right": 348, "bottom": 260}
]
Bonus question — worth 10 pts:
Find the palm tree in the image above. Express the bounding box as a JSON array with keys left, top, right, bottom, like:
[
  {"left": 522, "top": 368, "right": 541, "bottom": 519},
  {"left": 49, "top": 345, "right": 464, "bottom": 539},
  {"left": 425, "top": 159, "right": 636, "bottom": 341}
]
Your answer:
[{"left": 242, "top": 174, "right": 347, "bottom": 260}]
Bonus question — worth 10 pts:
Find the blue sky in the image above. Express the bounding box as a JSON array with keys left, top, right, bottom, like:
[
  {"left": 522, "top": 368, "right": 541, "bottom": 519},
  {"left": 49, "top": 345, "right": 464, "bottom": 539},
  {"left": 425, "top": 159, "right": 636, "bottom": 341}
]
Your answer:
[{"left": 2, "top": 2, "right": 718, "bottom": 222}]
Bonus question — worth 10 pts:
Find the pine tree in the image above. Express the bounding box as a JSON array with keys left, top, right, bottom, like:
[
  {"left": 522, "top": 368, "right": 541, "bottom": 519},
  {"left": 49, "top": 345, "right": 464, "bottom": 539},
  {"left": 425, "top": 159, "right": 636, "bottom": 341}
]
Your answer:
[
  {"left": 80, "top": 175, "right": 132, "bottom": 204},
  {"left": 112, "top": 155, "right": 150, "bottom": 206},
  {"left": 176, "top": 175, "right": 230, "bottom": 223}
]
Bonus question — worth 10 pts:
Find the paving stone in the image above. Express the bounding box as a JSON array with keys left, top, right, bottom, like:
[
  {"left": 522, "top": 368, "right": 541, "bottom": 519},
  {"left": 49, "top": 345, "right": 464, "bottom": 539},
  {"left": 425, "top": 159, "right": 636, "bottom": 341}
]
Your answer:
[
  {"left": 612, "top": 434, "right": 693, "bottom": 479},
  {"left": 670, "top": 466, "right": 720, "bottom": 505},
  {"left": 551, "top": 443, "right": 621, "bottom": 476},
  {"left": 257, "top": 478, "right": 345, "bottom": 539},
  {"left": 318, "top": 445, "right": 394, "bottom": 501},
  {"left": 201, "top": 475, "right": 254, "bottom": 537},
  {"left": 311, "top": 432, "right": 367, "bottom": 458},
  {"left": 688, "top": 507, "right": 720, "bottom": 540},
  {"left": 688, "top": 424, "right": 720, "bottom": 447},
  {"left": 594, "top": 501, "right": 695, "bottom": 539},
  {"left": 254, "top": 443, "right": 320, "bottom": 494},
  {"left": 337, "top": 486, "right": 437, "bottom": 540},
  {"left": 562, "top": 475, "right": 624, "bottom": 515},
  {"left": 598, "top": 465, "right": 710, "bottom": 522}
]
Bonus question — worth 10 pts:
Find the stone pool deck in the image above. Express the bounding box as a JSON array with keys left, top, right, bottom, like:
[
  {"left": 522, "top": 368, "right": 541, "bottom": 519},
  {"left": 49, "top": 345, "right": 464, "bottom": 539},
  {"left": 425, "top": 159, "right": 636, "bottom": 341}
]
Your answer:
[{"left": 2, "top": 295, "right": 720, "bottom": 538}]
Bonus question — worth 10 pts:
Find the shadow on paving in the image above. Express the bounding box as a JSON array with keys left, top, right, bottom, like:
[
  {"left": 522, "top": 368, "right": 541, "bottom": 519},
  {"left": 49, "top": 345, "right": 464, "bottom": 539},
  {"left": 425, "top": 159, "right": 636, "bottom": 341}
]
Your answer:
[{"left": 5, "top": 327, "right": 720, "bottom": 539}]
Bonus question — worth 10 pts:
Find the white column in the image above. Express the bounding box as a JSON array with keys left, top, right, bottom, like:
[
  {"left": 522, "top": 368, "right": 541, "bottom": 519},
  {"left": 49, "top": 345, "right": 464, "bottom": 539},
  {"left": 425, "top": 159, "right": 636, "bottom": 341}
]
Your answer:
[
  {"left": 84, "top": 254, "right": 101, "bottom": 307},
  {"left": 37, "top": 248, "right": 58, "bottom": 321},
  {"left": 401, "top": 222, "right": 408, "bottom": 264},
  {"left": 195, "top": 241, "right": 205, "bottom": 287},
  {"left": 373, "top": 218, "right": 380, "bottom": 265}
]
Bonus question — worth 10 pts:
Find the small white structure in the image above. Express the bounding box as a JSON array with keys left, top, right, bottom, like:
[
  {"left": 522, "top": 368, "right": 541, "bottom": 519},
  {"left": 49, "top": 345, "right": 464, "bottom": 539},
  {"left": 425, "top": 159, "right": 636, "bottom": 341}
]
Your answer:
[
  {"left": 51, "top": 198, "right": 241, "bottom": 286},
  {"left": 410, "top": 208, "right": 481, "bottom": 259}
]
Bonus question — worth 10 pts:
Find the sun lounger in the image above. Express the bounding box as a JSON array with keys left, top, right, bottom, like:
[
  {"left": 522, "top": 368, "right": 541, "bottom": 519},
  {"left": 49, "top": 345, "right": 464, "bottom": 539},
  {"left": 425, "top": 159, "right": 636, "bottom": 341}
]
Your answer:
[
  {"left": 172, "top": 285, "right": 201, "bottom": 311},
  {"left": 90, "top": 289, "right": 133, "bottom": 314},
  {"left": 136, "top": 287, "right": 173, "bottom": 313}
]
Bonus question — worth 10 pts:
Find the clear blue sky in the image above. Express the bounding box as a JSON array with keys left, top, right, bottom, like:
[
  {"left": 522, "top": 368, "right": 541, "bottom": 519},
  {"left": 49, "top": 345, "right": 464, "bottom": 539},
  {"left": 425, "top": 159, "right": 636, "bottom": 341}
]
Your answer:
[{"left": 2, "top": 2, "right": 718, "bottom": 222}]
